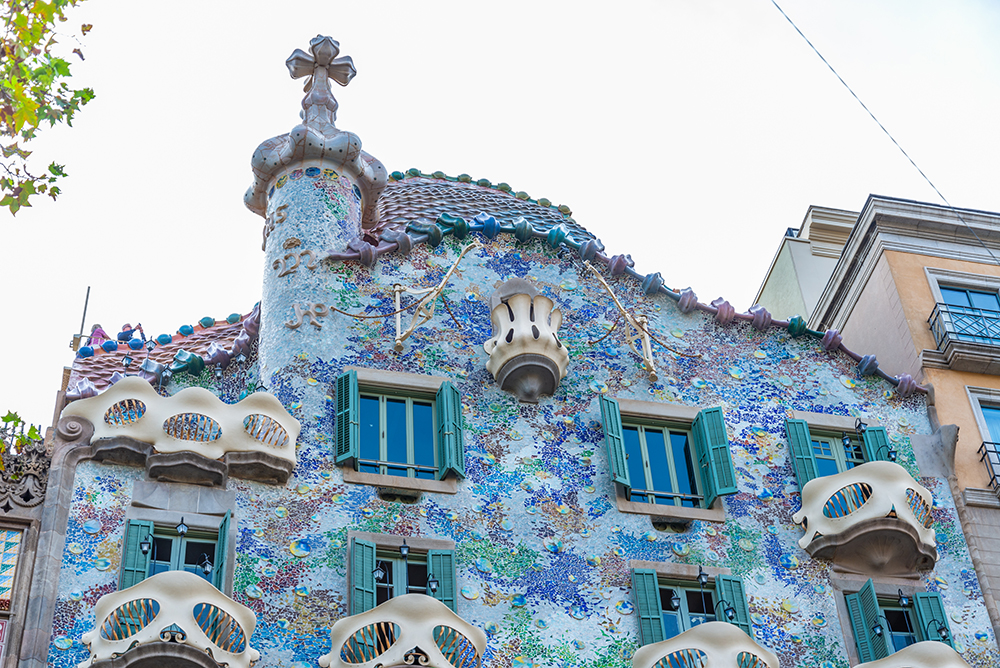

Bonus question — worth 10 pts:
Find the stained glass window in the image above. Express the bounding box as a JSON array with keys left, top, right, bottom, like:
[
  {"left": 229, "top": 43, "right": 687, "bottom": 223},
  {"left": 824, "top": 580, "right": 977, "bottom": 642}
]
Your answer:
[{"left": 0, "top": 530, "right": 22, "bottom": 612}]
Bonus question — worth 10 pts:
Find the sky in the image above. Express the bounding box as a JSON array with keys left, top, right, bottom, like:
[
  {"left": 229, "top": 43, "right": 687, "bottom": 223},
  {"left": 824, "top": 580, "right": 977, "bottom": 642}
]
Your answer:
[{"left": 5, "top": 0, "right": 1000, "bottom": 427}]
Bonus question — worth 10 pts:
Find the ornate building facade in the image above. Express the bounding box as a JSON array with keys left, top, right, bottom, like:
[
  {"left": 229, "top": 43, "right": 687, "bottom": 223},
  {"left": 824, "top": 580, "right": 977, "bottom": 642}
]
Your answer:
[{"left": 3, "top": 36, "right": 998, "bottom": 668}]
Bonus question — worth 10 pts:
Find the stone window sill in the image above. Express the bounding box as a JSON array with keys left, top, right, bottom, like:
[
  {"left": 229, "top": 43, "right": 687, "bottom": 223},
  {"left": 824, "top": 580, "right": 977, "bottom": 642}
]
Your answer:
[
  {"left": 615, "top": 488, "right": 726, "bottom": 525},
  {"left": 342, "top": 467, "right": 458, "bottom": 495}
]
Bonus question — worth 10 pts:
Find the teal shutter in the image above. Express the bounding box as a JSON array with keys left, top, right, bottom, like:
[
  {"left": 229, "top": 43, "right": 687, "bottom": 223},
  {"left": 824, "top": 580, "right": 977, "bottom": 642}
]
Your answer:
[
  {"left": 351, "top": 538, "right": 377, "bottom": 614},
  {"left": 631, "top": 569, "right": 665, "bottom": 646},
  {"left": 436, "top": 382, "right": 465, "bottom": 480},
  {"left": 213, "top": 510, "right": 231, "bottom": 591},
  {"left": 784, "top": 419, "right": 819, "bottom": 488},
  {"left": 715, "top": 575, "right": 752, "bottom": 637},
  {"left": 120, "top": 519, "right": 154, "bottom": 590},
  {"left": 862, "top": 426, "right": 891, "bottom": 462},
  {"left": 427, "top": 550, "right": 457, "bottom": 612},
  {"left": 914, "top": 592, "right": 953, "bottom": 647},
  {"left": 336, "top": 371, "right": 360, "bottom": 465},
  {"left": 692, "top": 407, "right": 737, "bottom": 508},
  {"left": 845, "top": 579, "right": 889, "bottom": 662},
  {"left": 599, "top": 396, "right": 630, "bottom": 488}
]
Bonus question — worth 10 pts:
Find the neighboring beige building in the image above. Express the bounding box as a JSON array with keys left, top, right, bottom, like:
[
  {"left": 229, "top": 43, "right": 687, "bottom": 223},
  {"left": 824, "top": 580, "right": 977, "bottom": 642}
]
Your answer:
[
  {"left": 801, "top": 194, "right": 1000, "bottom": 640},
  {"left": 754, "top": 205, "right": 856, "bottom": 321}
]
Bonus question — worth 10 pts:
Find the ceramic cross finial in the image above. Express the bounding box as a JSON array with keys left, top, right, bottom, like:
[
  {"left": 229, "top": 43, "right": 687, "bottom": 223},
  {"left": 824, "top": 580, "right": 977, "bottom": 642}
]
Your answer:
[{"left": 285, "top": 36, "right": 357, "bottom": 130}]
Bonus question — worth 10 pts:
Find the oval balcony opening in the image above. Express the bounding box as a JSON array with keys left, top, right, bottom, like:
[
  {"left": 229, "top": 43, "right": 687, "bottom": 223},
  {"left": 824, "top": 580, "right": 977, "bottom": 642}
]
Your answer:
[
  {"left": 104, "top": 399, "right": 147, "bottom": 427},
  {"left": 163, "top": 413, "right": 223, "bottom": 442}
]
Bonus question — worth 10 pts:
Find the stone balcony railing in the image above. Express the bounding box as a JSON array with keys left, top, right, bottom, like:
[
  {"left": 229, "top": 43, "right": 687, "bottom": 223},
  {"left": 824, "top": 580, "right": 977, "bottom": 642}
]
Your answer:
[
  {"left": 483, "top": 278, "right": 569, "bottom": 403},
  {"left": 62, "top": 376, "right": 299, "bottom": 486},
  {"left": 78, "top": 570, "right": 260, "bottom": 668},
  {"left": 631, "top": 622, "right": 779, "bottom": 668},
  {"left": 319, "top": 594, "right": 487, "bottom": 668},
  {"left": 856, "top": 640, "right": 971, "bottom": 668},
  {"left": 792, "top": 461, "right": 937, "bottom": 575}
]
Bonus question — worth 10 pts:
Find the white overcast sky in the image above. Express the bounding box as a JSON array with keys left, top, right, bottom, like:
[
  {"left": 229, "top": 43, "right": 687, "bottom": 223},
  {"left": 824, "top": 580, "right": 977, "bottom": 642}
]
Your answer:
[{"left": 5, "top": 0, "right": 1000, "bottom": 427}]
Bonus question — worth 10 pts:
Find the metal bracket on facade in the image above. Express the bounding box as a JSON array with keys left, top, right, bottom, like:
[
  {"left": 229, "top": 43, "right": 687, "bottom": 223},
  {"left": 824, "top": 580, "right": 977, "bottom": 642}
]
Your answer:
[
  {"left": 393, "top": 241, "right": 482, "bottom": 351},
  {"left": 584, "top": 261, "right": 658, "bottom": 382}
]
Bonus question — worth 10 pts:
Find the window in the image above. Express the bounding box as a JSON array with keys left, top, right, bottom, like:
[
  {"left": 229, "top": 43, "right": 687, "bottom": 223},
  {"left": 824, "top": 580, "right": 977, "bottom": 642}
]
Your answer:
[
  {"left": 631, "top": 569, "right": 751, "bottom": 646},
  {"left": 336, "top": 370, "right": 465, "bottom": 481},
  {"left": 0, "top": 528, "right": 24, "bottom": 662},
  {"left": 349, "top": 536, "right": 456, "bottom": 614},
  {"left": 120, "top": 511, "right": 230, "bottom": 592},
  {"left": 601, "top": 397, "right": 737, "bottom": 510},
  {"left": 925, "top": 268, "right": 1000, "bottom": 351},
  {"left": 784, "top": 418, "right": 892, "bottom": 489},
  {"left": 844, "top": 579, "right": 952, "bottom": 662}
]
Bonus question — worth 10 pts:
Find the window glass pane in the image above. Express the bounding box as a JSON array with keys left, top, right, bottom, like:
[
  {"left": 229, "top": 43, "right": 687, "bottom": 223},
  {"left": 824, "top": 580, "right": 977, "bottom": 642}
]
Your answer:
[
  {"left": 670, "top": 431, "right": 698, "bottom": 507},
  {"left": 183, "top": 540, "right": 216, "bottom": 581},
  {"left": 359, "top": 396, "right": 381, "bottom": 473},
  {"left": 941, "top": 287, "right": 972, "bottom": 307},
  {"left": 150, "top": 536, "right": 173, "bottom": 574},
  {"left": 0, "top": 529, "right": 22, "bottom": 612},
  {"left": 686, "top": 589, "right": 715, "bottom": 627},
  {"left": 884, "top": 608, "right": 916, "bottom": 651},
  {"left": 408, "top": 562, "right": 428, "bottom": 593},
  {"left": 970, "top": 290, "right": 1000, "bottom": 312},
  {"left": 375, "top": 561, "right": 393, "bottom": 605},
  {"left": 385, "top": 399, "right": 408, "bottom": 468},
  {"left": 623, "top": 427, "right": 648, "bottom": 501},
  {"left": 412, "top": 401, "right": 435, "bottom": 479},
  {"left": 983, "top": 406, "right": 1000, "bottom": 443},
  {"left": 659, "top": 588, "right": 681, "bottom": 639},
  {"left": 843, "top": 437, "right": 865, "bottom": 465},
  {"left": 644, "top": 429, "right": 674, "bottom": 503},
  {"left": 814, "top": 454, "right": 840, "bottom": 478}
]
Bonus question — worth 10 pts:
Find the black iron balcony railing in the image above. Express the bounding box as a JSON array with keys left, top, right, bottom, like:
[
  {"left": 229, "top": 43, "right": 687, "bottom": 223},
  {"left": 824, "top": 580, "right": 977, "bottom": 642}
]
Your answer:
[
  {"left": 979, "top": 441, "right": 1000, "bottom": 495},
  {"left": 929, "top": 303, "right": 1000, "bottom": 349}
]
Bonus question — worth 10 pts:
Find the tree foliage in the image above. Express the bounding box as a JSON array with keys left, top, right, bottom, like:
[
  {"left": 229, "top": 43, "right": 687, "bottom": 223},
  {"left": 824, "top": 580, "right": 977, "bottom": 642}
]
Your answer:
[{"left": 1, "top": 0, "right": 93, "bottom": 215}]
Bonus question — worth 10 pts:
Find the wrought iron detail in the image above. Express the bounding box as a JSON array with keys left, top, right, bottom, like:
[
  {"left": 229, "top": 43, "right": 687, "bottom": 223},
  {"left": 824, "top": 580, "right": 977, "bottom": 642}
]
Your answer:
[
  {"left": 193, "top": 602, "right": 248, "bottom": 654},
  {"left": 242, "top": 414, "right": 290, "bottom": 449},
  {"left": 929, "top": 302, "right": 1000, "bottom": 348},
  {"left": 822, "top": 482, "right": 873, "bottom": 518},
  {"left": 104, "top": 399, "right": 147, "bottom": 426},
  {"left": 162, "top": 413, "right": 223, "bottom": 442},
  {"left": 99, "top": 599, "right": 160, "bottom": 641}
]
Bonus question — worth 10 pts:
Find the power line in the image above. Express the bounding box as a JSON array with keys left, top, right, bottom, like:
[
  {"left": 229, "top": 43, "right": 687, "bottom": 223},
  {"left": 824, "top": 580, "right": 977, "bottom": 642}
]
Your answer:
[{"left": 769, "top": 0, "right": 1000, "bottom": 267}]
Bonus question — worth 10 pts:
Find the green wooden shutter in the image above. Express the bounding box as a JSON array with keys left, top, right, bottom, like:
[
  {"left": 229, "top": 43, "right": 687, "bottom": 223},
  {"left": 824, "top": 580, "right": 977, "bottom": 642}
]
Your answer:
[
  {"left": 336, "top": 370, "right": 360, "bottom": 465},
  {"left": 213, "top": 510, "right": 231, "bottom": 591},
  {"left": 845, "top": 579, "right": 889, "bottom": 662},
  {"left": 631, "top": 569, "right": 665, "bottom": 646},
  {"left": 862, "top": 426, "right": 891, "bottom": 462},
  {"left": 427, "top": 550, "right": 457, "bottom": 612},
  {"left": 715, "top": 575, "right": 752, "bottom": 637},
  {"left": 599, "top": 396, "right": 630, "bottom": 489},
  {"left": 914, "top": 592, "right": 953, "bottom": 647},
  {"left": 436, "top": 382, "right": 465, "bottom": 480},
  {"left": 784, "top": 419, "right": 819, "bottom": 488},
  {"left": 120, "top": 519, "right": 154, "bottom": 590},
  {"left": 692, "top": 407, "right": 737, "bottom": 508},
  {"left": 351, "top": 538, "right": 377, "bottom": 615}
]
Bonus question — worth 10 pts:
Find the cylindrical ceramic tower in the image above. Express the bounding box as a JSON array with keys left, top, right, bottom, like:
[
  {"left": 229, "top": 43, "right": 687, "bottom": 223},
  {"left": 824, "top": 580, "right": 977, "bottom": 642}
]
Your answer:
[{"left": 244, "top": 36, "right": 387, "bottom": 385}]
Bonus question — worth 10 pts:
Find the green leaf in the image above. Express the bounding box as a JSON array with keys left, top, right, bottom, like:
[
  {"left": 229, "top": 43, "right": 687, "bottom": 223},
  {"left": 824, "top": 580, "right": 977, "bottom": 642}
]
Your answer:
[{"left": 1, "top": 412, "right": 21, "bottom": 425}]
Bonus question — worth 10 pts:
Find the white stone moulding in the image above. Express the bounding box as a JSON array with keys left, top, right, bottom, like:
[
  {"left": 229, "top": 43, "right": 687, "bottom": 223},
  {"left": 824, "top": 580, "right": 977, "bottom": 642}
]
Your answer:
[
  {"left": 319, "top": 594, "right": 487, "bottom": 668},
  {"left": 630, "top": 621, "right": 779, "bottom": 668},
  {"left": 483, "top": 279, "right": 569, "bottom": 403},
  {"left": 78, "top": 570, "right": 260, "bottom": 668},
  {"left": 792, "top": 461, "right": 937, "bottom": 574},
  {"left": 62, "top": 377, "right": 300, "bottom": 482},
  {"left": 855, "top": 640, "right": 972, "bottom": 668}
]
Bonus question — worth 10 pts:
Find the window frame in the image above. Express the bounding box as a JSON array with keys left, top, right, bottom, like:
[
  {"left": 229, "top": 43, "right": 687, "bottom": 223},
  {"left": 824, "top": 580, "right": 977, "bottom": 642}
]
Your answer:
[
  {"left": 621, "top": 419, "right": 702, "bottom": 508},
  {"left": 785, "top": 411, "right": 889, "bottom": 491},
  {"left": 0, "top": 521, "right": 31, "bottom": 665},
  {"left": 810, "top": 430, "right": 866, "bottom": 478},
  {"left": 358, "top": 390, "right": 438, "bottom": 479},
  {"left": 147, "top": 527, "right": 218, "bottom": 582},
  {"left": 347, "top": 531, "right": 457, "bottom": 614}
]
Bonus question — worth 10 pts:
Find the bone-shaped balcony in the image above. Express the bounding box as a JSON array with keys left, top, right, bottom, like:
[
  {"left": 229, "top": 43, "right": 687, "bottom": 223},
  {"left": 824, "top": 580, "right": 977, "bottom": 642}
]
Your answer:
[
  {"left": 483, "top": 279, "right": 569, "bottom": 403},
  {"left": 318, "top": 594, "right": 487, "bottom": 668},
  {"left": 792, "top": 461, "right": 937, "bottom": 575},
  {"left": 631, "top": 621, "right": 779, "bottom": 668},
  {"left": 855, "top": 640, "right": 971, "bottom": 668},
  {"left": 62, "top": 376, "right": 300, "bottom": 486},
  {"left": 78, "top": 570, "right": 260, "bottom": 668}
]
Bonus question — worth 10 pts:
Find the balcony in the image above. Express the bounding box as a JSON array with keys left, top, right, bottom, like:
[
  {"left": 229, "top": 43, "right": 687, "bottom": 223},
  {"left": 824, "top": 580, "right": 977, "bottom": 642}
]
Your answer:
[
  {"left": 927, "top": 303, "right": 1000, "bottom": 373},
  {"left": 62, "top": 377, "right": 299, "bottom": 486},
  {"left": 631, "top": 622, "right": 778, "bottom": 668},
  {"left": 79, "top": 570, "right": 260, "bottom": 668},
  {"left": 318, "top": 594, "right": 486, "bottom": 668},
  {"left": 855, "top": 640, "right": 971, "bottom": 668},
  {"left": 792, "top": 461, "right": 937, "bottom": 575},
  {"left": 979, "top": 441, "right": 1000, "bottom": 500}
]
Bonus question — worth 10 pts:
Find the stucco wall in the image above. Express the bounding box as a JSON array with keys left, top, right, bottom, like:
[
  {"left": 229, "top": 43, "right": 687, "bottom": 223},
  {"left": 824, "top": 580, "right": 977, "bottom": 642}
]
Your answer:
[{"left": 755, "top": 240, "right": 808, "bottom": 320}]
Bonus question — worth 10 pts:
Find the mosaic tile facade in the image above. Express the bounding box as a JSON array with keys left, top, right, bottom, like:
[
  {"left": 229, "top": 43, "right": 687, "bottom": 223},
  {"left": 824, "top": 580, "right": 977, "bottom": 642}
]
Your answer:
[{"left": 48, "top": 218, "right": 1000, "bottom": 667}]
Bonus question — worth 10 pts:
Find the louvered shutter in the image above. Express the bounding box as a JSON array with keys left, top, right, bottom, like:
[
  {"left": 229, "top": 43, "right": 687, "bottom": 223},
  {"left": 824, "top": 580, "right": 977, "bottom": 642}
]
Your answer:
[
  {"left": 914, "top": 592, "right": 953, "bottom": 646},
  {"left": 427, "top": 550, "right": 457, "bottom": 612},
  {"left": 436, "top": 382, "right": 465, "bottom": 480},
  {"left": 120, "top": 520, "right": 154, "bottom": 590},
  {"left": 351, "top": 538, "right": 377, "bottom": 614},
  {"left": 784, "top": 419, "right": 819, "bottom": 488},
  {"left": 631, "top": 569, "right": 665, "bottom": 646},
  {"left": 845, "top": 579, "right": 889, "bottom": 662},
  {"left": 335, "top": 371, "right": 359, "bottom": 465},
  {"left": 715, "top": 575, "right": 752, "bottom": 637},
  {"left": 213, "top": 510, "right": 231, "bottom": 591},
  {"left": 862, "top": 426, "right": 892, "bottom": 462},
  {"left": 599, "top": 396, "right": 630, "bottom": 489},
  {"left": 692, "top": 407, "right": 737, "bottom": 507}
]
